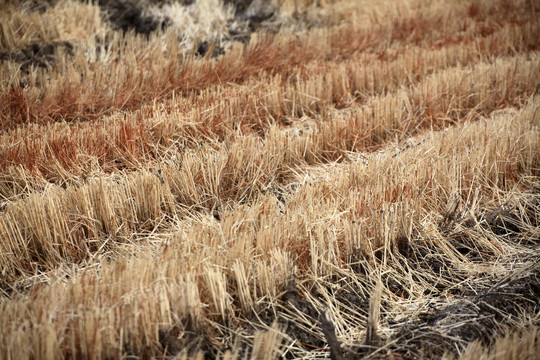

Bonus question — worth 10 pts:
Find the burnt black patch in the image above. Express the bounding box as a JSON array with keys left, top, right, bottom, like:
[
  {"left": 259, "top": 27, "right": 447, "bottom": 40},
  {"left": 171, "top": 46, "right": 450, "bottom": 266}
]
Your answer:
[
  {"left": 224, "top": 0, "right": 255, "bottom": 15},
  {"left": 0, "top": 41, "right": 73, "bottom": 70},
  {"left": 225, "top": 0, "right": 275, "bottom": 31},
  {"left": 195, "top": 41, "right": 225, "bottom": 58},
  {"left": 98, "top": 0, "right": 169, "bottom": 36}
]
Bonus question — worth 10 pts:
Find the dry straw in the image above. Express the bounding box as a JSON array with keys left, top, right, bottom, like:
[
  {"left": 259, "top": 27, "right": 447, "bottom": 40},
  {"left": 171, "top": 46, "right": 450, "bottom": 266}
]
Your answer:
[{"left": 0, "top": 0, "right": 539, "bottom": 358}]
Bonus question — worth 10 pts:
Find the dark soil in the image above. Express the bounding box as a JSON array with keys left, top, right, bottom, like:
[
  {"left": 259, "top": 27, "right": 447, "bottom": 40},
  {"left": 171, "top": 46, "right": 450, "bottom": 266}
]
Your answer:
[
  {"left": 158, "top": 323, "right": 217, "bottom": 359},
  {"left": 383, "top": 267, "right": 540, "bottom": 359},
  {"left": 272, "top": 277, "right": 327, "bottom": 357},
  {"left": 223, "top": 0, "right": 256, "bottom": 15},
  {"left": 21, "top": 0, "right": 58, "bottom": 13},
  {"left": 485, "top": 208, "right": 523, "bottom": 235}
]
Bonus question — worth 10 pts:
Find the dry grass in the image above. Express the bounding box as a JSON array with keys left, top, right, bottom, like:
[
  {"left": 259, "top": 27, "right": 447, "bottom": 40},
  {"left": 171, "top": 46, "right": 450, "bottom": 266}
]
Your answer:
[
  {"left": 0, "top": 0, "right": 539, "bottom": 359},
  {"left": 1, "top": 0, "right": 536, "bottom": 128}
]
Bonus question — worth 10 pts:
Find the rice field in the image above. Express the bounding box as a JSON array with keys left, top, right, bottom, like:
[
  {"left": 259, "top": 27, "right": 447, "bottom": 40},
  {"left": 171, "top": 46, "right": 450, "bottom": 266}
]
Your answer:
[{"left": 0, "top": 0, "right": 539, "bottom": 359}]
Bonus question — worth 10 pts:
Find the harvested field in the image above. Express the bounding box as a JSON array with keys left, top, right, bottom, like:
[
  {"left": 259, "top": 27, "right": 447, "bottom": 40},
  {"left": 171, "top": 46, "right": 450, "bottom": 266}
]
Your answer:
[{"left": 0, "top": 0, "right": 539, "bottom": 359}]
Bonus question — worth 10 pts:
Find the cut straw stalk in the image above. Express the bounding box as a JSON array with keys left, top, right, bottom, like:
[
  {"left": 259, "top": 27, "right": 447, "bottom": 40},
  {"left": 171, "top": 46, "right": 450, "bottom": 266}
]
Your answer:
[
  {"left": 1, "top": 75, "right": 538, "bottom": 288},
  {"left": 1, "top": 63, "right": 537, "bottom": 288},
  {"left": 1, "top": 51, "right": 538, "bottom": 201},
  {"left": 284, "top": 95, "right": 539, "bottom": 271},
  {"left": 0, "top": 228, "right": 293, "bottom": 359},
  {"left": 0, "top": 100, "right": 537, "bottom": 358},
  {"left": 0, "top": 171, "right": 175, "bottom": 287}
]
